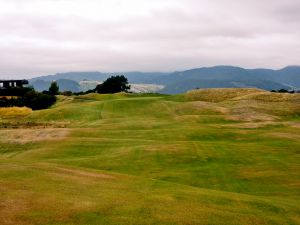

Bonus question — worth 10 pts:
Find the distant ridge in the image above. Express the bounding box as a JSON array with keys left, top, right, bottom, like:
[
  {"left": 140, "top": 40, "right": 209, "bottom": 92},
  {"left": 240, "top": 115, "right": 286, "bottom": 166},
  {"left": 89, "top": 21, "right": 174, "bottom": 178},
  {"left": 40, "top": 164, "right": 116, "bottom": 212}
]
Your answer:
[{"left": 29, "top": 65, "right": 300, "bottom": 94}]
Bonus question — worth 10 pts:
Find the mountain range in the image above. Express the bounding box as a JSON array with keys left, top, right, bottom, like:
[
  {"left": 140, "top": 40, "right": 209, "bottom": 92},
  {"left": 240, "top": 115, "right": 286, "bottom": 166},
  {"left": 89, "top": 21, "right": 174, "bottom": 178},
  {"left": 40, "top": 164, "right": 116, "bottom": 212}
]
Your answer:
[{"left": 29, "top": 65, "right": 300, "bottom": 94}]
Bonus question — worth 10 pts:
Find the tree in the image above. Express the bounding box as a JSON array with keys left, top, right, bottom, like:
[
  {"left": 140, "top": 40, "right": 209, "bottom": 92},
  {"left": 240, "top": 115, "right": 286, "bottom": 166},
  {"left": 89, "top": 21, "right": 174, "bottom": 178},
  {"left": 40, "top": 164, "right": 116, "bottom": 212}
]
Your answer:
[
  {"left": 95, "top": 75, "right": 130, "bottom": 94},
  {"left": 49, "top": 81, "right": 59, "bottom": 95}
]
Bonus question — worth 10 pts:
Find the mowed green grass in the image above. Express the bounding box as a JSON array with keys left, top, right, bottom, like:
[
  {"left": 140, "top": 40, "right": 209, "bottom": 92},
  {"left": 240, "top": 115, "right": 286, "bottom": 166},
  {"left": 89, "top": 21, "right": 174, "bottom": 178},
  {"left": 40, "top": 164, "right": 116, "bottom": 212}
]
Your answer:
[{"left": 0, "top": 89, "right": 300, "bottom": 225}]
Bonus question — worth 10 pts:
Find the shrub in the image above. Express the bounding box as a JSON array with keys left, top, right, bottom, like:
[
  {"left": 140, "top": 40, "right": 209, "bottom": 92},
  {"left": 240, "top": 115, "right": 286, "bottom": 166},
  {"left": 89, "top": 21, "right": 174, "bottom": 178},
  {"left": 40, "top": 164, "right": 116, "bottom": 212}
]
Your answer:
[
  {"left": 61, "top": 91, "right": 73, "bottom": 96},
  {"left": 23, "top": 91, "right": 56, "bottom": 110}
]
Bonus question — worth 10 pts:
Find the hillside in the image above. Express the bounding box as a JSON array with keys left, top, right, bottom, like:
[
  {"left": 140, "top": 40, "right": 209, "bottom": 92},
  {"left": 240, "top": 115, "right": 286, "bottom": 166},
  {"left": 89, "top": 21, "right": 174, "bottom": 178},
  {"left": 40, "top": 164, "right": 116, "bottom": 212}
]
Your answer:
[
  {"left": 28, "top": 66, "right": 300, "bottom": 93},
  {"left": 0, "top": 89, "right": 300, "bottom": 225}
]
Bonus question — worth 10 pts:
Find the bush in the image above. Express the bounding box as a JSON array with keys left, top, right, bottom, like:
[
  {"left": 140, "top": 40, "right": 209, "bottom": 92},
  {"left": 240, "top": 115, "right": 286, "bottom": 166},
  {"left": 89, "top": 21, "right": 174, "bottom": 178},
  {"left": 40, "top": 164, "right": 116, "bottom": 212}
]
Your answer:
[
  {"left": 0, "top": 90, "right": 56, "bottom": 110},
  {"left": 23, "top": 91, "right": 56, "bottom": 110},
  {"left": 61, "top": 91, "right": 73, "bottom": 96}
]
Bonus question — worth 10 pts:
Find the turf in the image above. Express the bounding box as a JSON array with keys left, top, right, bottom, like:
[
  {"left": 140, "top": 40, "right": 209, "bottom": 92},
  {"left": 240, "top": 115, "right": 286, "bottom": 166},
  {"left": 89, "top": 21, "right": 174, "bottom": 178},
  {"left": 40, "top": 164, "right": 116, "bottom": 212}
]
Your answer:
[{"left": 0, "top": 89, "right": 300, "bottom": 225}]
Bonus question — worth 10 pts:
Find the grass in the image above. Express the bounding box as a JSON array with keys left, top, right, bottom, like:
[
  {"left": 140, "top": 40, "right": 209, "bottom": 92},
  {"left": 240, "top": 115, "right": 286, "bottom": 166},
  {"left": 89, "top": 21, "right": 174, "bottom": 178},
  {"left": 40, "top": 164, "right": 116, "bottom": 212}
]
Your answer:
[
  {"left": 0, "top": 107, "right": 32, "bottom": 118},
  {"left": 0, "top": 89, "right": 300, "bottom": 225}
]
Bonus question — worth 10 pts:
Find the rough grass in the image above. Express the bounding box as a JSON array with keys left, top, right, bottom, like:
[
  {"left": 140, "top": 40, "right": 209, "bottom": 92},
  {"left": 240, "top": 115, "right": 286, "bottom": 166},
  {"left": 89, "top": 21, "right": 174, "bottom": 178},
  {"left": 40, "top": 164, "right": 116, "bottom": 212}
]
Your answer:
[
  {"left": 0, "top": 89, "right": 300, "bottom": 225},
  {"left": 0, "top": 107, "right": 32, "bottom": 118},
  {"left": 0, "top": 128, "right": 69, "bottom": 144},
  {"left": 185, "top": 88, "right": 266, "bottom": 102}
]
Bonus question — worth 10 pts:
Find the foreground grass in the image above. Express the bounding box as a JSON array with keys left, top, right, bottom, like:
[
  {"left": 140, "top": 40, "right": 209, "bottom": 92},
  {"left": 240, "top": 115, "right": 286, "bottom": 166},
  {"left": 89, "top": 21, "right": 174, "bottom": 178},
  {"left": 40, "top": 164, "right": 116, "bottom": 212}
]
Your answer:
[{"left": 0, "top": 89, "right": 300, "bottom": 225}]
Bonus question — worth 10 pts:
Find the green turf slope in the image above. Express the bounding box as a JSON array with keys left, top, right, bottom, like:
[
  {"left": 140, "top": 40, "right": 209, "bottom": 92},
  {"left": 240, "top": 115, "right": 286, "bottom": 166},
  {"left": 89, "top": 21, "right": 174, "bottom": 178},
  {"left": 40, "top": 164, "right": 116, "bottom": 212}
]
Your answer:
[{"left": 0, "top": 89, "right": 300, "bottom": 225}]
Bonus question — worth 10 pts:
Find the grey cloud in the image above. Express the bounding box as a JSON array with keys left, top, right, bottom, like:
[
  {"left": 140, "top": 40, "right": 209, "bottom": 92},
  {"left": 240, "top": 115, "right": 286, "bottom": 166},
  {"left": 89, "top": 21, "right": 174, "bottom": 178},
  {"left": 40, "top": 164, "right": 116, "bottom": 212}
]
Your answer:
[{"left": 0, "top": 0, "right": 299, "bottom": 78}]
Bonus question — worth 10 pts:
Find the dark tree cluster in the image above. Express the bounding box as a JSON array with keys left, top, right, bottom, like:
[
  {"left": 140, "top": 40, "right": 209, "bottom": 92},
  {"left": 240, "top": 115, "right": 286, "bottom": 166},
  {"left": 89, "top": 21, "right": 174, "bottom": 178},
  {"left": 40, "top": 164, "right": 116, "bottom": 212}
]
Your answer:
[
  {"left": 0, "top": 76, "right": 131, "bottom": 109},
  {"left": 71, "top": 75, "right": 131, "bottom": 96},
  {"left": 0, "top": 91, "right": 56, "bottom": 110},
  {"left": 271, "top": 89, "right": 298, "bottom": 94},
  {"left": 95, "top": 75, "right": 130, "bottom": 94},
  {"left": 0, "top": 87, "right": 33, "bottom": 96},
  {"left": 0, "top": 82, "right": 58, "bottom": 110}
]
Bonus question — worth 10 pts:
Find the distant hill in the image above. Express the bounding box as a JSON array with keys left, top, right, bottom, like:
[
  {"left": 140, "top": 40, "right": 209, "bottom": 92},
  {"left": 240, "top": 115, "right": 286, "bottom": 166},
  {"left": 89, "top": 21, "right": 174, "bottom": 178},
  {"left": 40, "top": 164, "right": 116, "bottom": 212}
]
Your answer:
[
  {"left": 29, "top": 65, "right": 300, "bottom": 93},
  {"left": 160, "top": 79, "right": 289, "bottom": 94},
  {"left": 276, "top": 66, "right": 300, "bottom": 87},
  {"left": 154, "top": 66, "right": 299, "bottom": 93},
  {"left": 30, "top": 72, "right": 166, "bottom": 83},
  {"left": 30, "top": 79, "right": 80, "bottom": 92}
]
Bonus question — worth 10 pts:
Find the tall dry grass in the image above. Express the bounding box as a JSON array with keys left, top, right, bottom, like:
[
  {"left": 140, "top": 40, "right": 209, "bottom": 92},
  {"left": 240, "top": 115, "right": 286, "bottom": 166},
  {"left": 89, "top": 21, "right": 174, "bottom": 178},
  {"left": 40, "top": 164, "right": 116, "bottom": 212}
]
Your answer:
[
  {"left": 0, "top": 107, "right": 32, "bottom": 118},
  {"left": 185, "top": 88, "right": 266, "bottom": 102}
]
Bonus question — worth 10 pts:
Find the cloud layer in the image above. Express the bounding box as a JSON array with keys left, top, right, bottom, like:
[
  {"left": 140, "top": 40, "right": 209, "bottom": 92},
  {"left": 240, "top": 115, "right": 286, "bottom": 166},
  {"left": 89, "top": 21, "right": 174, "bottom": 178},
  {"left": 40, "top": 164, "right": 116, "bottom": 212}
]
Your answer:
[{"left": 0, "top": 0, "right": 299, "bottom": 78}]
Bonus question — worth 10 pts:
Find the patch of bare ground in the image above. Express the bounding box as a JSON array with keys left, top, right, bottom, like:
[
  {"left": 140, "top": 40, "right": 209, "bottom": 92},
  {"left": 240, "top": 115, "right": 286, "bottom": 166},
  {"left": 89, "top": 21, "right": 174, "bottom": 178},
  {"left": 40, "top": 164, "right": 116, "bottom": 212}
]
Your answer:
[{"left": 0, "top": 128, "right": 69, "bottom": 144}]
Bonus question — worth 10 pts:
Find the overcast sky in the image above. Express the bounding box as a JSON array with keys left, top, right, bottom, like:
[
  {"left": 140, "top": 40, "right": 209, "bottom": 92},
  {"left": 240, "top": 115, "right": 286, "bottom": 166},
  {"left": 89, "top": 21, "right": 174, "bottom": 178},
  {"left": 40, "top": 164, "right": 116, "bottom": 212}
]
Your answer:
[{"left": 0, "top": 0, "right": 300, "bottom": 78}]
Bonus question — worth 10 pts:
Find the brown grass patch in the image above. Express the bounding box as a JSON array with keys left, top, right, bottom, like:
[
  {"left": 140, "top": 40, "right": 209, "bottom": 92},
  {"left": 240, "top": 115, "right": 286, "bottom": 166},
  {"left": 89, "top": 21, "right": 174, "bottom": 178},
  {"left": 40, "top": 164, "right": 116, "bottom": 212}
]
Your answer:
[
  {"left": 0, "top": 198, "right": 30, "bottom": 225},
  {"left": 224, "top": 100, "right": 279, "bottom": 122},
  {"left": 226, "top": 112, "right": 277, "bottom": 122},
  {"left": 145, "top": 144, "right": 183, "bottom": 152},
  {"left": 238, "top": 168, "right": 284, "bottom": 179},
  {"left": 185, "top": 88, "right": 266, "bottom": 103},
  {"left": 290, "top": 122, "right": 300, "bottom": 128},
  {"left": 54, "top": 167, "right": 114, "bottom": 179},
  {"left": 220, "top": 122, "right": 282, "bottom": 129},
  {"left": 191, "top": 101, "right": 229, "bottom": 114},
  {"left": 233, "top": 92, "right": 300, "bottom": 103},
  {"left": 267, "top": 132, "right": 300, "bottom": 141},
  {"left": 0, "top": 128, "right": 69, "bottom": 144}
]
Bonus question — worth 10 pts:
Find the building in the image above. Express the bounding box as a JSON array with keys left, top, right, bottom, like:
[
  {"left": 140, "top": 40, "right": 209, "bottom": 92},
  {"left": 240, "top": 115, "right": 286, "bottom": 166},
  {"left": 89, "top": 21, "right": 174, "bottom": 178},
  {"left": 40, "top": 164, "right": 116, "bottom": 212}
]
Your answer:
[{"left": 0, "top": 80, "right": 29, "bottom": 89}]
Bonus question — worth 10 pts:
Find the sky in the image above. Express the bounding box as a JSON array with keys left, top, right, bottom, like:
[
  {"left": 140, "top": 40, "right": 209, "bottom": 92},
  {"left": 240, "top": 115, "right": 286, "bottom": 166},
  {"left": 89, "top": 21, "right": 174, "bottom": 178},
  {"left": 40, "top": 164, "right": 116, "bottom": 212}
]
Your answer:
[{"left": 0, "top": 0, "right": 300, "bottom": 78}]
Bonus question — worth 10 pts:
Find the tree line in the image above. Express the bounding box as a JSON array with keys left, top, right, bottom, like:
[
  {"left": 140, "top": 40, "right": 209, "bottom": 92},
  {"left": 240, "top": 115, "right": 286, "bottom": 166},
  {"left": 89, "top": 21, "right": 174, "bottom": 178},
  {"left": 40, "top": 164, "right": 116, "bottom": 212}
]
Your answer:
[
  {"left": 0, "top": 83, "right": 57, "bottom": 110},
  {"left": 0, "top": 75, "right": 131, "bottom": 110}
]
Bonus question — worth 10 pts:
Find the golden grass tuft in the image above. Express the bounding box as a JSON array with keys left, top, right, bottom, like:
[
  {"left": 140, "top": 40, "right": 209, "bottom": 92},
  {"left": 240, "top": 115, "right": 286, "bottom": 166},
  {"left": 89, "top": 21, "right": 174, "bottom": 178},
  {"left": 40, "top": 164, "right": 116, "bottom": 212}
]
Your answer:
[
  {"left": 185, "top": 88, "right": 266, "bottom": 102},
  {"left": 232, "top": 92, "right": 300, "bottom": 102},
  {"left": 0, "top": 107, "right": 32, "bottom": 118}
]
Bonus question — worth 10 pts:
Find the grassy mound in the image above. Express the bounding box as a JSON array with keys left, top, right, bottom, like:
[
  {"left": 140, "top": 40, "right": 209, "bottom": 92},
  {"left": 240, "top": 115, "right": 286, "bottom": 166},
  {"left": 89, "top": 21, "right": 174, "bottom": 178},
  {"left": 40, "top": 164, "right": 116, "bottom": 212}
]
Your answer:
[
  {"left": 233, "top": 91, "right": 300, "bottom": 102},
  {"left": 185, "top": 88, "right": 266, "bottom": 102}
]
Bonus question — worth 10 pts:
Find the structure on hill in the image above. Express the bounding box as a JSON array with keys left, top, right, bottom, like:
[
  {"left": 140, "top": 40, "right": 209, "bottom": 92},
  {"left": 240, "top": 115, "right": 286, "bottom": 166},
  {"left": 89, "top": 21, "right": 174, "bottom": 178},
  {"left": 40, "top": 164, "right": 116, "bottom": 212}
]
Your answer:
[{"left": 0, "top": 80, "right": 29, "bottom": 89}]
